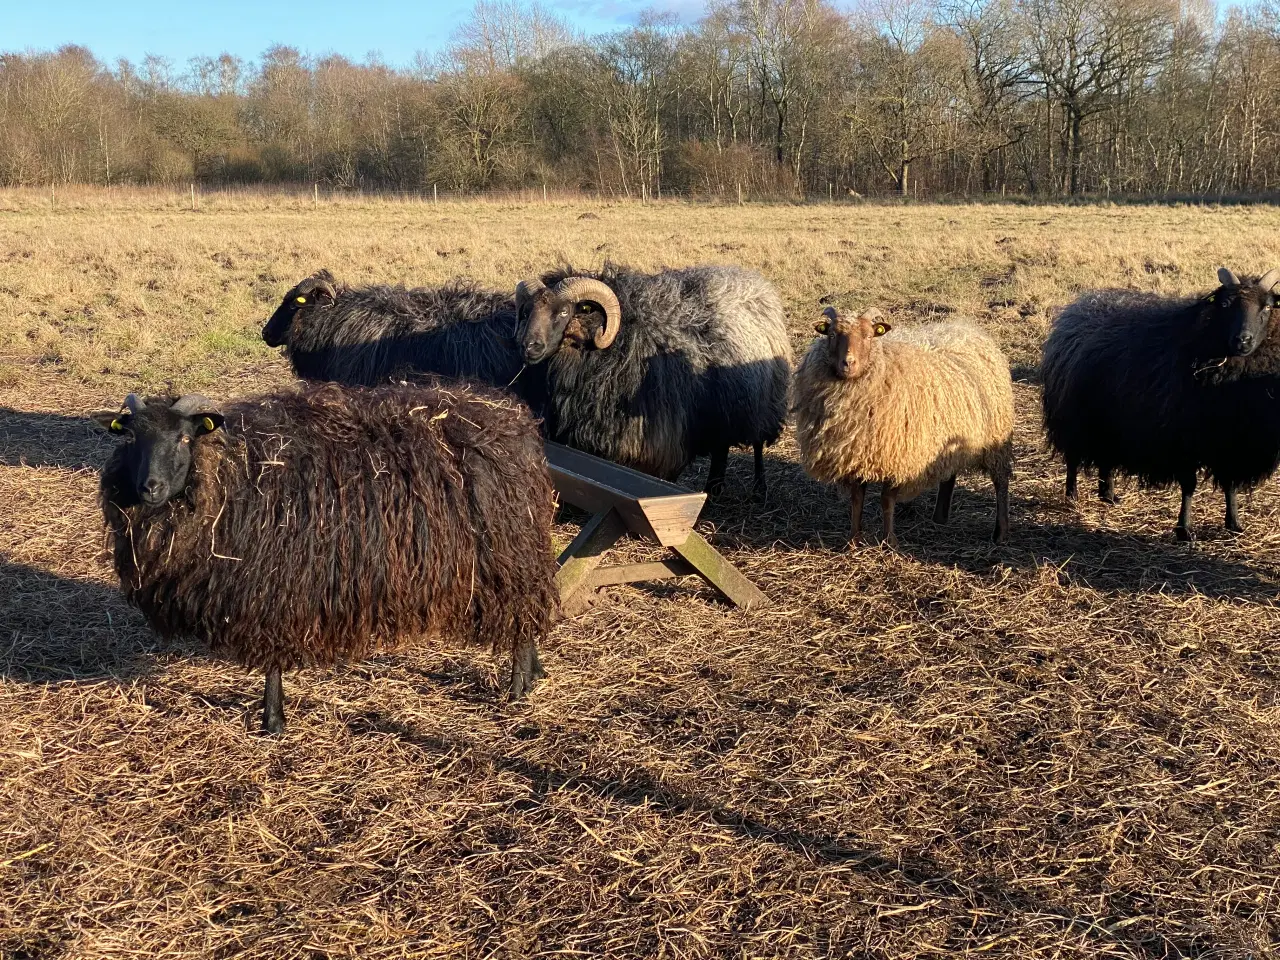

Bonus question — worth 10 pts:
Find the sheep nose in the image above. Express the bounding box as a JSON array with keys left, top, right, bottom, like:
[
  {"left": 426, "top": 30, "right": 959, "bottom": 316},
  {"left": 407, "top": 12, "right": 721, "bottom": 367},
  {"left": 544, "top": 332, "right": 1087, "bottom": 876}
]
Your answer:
[
  {"left": 524, "top": 340, "right": 545, "bottom": 360},
  {"left": 1235, "top": 333, "right": 1255, "bottom": 353},
  {"left": 141, "top": 479, "right": 167, "bottom": 503}
]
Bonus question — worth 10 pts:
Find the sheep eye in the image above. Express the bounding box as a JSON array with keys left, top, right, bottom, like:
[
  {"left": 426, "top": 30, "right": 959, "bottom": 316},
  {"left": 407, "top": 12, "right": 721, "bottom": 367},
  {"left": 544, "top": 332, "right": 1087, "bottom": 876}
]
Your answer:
[{"left": 180, "top": 435, "right": 192, "bottom": 445}]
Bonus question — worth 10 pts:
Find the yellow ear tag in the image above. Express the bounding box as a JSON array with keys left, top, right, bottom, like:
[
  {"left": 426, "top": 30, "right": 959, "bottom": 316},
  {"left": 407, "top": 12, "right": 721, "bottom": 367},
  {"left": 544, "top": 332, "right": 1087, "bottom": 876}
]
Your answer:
[
  {"left": 875, "top": 323, "right": 889, "bottom": 335},
  {"left": 815, "top": 321, "right": 829, "bottom": 334},
  {"left": 202, "top": 417, "right": 216, "bottom": 432},
  {"left": 296, "top": 295, "right": 307, "bottom": 304},
  {"left": 110, "top": 418, "right": 123, "bottom": 432}
]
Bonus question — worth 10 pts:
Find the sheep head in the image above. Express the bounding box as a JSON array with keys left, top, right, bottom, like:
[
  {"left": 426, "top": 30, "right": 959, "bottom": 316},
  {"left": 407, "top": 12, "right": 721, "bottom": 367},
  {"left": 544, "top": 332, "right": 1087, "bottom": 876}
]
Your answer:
[
  {"left": 93, "top": 394, "right": 225, "bottom": 507},
  {"left": 814, "top": 306, "right": 891, "bottom": 381},
  {"left": 1210, "top": 267, "right": 1279, "bottom": 358},
  {"left": 262, "top": 270, "right": 339, "bottom": 347},
  {"left": 516, "top": 275, "right": 621, "bottom": 364}
]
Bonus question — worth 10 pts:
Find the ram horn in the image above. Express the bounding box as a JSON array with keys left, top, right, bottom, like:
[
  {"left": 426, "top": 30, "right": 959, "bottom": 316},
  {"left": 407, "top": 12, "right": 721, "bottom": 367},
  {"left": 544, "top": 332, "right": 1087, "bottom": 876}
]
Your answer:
[
  {"left": 515, "top": 278, "right": 546, "bottom": 314},
  {"left": 553, "top": 277, "right": 622, "bottom": 349},
  {"left": 123, "top": 393, "right": 143, "bottom": 414},
  {"left": 312, "top": 276, "right": 337, "bottom": 300},
  {"left": 171, "top": 394, "right": 218, "bottom": 416},
  {"left": 1258, "top": 268, "right": 1280, "bottom": 292},
  {"left": 1217, "top": 267, "right": 1241, "bottom": 287},
  {"left": 822, "top": 306, "right": 839, "bottom": 321}
]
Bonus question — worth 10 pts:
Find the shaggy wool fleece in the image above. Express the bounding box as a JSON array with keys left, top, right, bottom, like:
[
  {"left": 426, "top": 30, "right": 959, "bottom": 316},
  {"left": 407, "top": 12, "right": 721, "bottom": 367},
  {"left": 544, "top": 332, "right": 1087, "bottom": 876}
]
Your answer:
[
  {"left": 793, "top": 322, "right": 1014, "bottom": 501},
  {"left": 101, "top": 381, "right": 559, "bottom": 673}
]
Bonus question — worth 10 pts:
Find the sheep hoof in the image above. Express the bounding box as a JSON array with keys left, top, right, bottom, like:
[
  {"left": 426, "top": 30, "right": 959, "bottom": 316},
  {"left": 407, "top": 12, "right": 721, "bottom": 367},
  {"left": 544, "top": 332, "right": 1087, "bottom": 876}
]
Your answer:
[
  {"left": 882, "top": 535, "right": 899, "bottom": 550},
  {"left": 751, "top": 481, "right": 767, "bottom": 502},
  {"left": 1226, "top": 521, "right": 1244, "bottom": 535},
  {"left": 1175, "top": 525, "right": 1195, "bottom": 543}
]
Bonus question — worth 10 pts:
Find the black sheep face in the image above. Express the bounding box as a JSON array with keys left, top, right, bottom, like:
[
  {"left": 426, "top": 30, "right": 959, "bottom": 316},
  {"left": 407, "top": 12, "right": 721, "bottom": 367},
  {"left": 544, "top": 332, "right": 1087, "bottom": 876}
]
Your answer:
[
  {"left": 94, "top": 397, "right": 224, "bottom": 506},
  {"left": 1212, "top": 272, "right": 1278, "bottom": 358},
  {"left": 518, "top": 289, "right": 576, "bottom": 363},
  {"left": 263, "top": 274, "right": 338, "bottom": 348}
]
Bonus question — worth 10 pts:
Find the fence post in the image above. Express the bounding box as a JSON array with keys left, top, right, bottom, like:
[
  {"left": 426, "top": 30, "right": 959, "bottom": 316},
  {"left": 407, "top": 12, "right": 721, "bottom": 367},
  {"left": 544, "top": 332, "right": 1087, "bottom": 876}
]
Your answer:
[
  {"left": 314, "top": 182, "right": 318, "bottom": 207},
  {"left": 737, "top": 182, "right": 743, "bottom": 206},
  {"left": 433, "top": 184, "right": 438, "bottom": 205}
]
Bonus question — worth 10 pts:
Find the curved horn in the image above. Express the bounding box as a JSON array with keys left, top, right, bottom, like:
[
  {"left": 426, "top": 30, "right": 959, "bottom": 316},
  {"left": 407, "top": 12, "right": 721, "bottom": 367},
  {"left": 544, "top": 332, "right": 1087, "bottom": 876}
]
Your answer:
[
  {"left": 313, "top": 276, "right": 337, "bottom": 300},
  {"left": 123, "top": 393, "right": 142, "bottom": 414},
  {"left": 1258, "top": 268, "right": 1280, "bottom": 292},
  {"left": 553, "top": 277, "right": 621, "bottom": 349},
  {"left": 1218, "top": 267, "right": 1241, "bottom": 287},
  {"left": 822, "top": 306, "right": 839, "bottom": 321},
  {"left": 170, "top": 394, "right": 218, "bottom": 416}
]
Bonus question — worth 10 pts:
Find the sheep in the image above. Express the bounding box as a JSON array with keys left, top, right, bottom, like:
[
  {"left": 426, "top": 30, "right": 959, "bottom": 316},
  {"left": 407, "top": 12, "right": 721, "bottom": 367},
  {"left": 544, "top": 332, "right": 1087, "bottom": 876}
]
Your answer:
[
  {"left": 262, "top": 270, "right": 545, "bottom": 411},
  {"left": 1041, "top": 267, "right": 1280, "bottom": 541},
  {"left": 93, "top": 381, "right": 559, "bottom": 734},
  {"left": 792, "top": 307, "right": 1014, "bottom": 547},
  {"left": 514, "top": 262, "right": 792, "bottom": 497}
]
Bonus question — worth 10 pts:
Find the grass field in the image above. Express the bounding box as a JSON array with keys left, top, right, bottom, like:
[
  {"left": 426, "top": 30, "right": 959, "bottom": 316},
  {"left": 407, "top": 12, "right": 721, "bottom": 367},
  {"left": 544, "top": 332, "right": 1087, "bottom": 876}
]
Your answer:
[{"left": 2, "top": 188, "right": 1280, "bottom": 959}]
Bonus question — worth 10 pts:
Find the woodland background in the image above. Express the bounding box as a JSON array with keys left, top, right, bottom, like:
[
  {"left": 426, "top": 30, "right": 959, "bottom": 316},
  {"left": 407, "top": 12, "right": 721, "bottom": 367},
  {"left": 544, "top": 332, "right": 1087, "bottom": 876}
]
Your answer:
[{"left": 2, "top": 0, "right": 1278, "bottom": 201}]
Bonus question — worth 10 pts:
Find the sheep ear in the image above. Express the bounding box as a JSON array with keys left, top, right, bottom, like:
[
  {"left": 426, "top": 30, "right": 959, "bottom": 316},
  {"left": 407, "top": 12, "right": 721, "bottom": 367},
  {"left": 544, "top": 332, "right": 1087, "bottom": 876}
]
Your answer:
[
  {"left": 194, "top": 414, "right": 224, "bottom": 435},
  {"left": 92, "top": 411, "right": 128, "bottom": 433},
  {"left": 1218, "top": 267, "right": 1240, "bottom": 287},
  {"left": 873, "top": 322, "right": 892, "bottom": 337}
]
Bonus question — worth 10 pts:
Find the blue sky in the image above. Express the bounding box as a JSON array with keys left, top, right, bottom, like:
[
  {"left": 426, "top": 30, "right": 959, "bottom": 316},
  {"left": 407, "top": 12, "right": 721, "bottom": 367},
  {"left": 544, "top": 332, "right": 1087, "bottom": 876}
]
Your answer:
[{"left": 6, "top": 0, "right": 704, "bottom": 69}]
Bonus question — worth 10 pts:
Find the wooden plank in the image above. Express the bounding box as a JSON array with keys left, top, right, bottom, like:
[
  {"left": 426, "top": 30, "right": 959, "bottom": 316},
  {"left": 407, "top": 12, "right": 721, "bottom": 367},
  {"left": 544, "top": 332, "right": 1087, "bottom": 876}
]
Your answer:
[
  {"left": 586, "top": 558, "right": 695, "bottom": 589},
  {"left": 555, "top": 508, "right": 628, "bottom": 606},
  {"left": 545, "top": 442, "right": 707, "bottom": 546},
  {"left": 545, "top": 442, "right": 690, "bottom": 498},
  {"left": 672, "top": 532, "right": 771, "bottom": 610}
]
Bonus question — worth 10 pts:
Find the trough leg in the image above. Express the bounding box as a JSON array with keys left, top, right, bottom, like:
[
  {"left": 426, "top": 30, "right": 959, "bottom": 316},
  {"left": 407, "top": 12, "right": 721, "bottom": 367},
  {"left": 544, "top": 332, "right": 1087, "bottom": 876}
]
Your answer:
[
  {"left": 880, "top": 486, "right": 899, "bottom": 549},
  {"left": 1065, "top": 459, "right": 1079, "bottom": 501},
  {"left": 1098, "top": 468, "right": 1119, "bottom": 505},
  {"left": 1224, "top": 482, "right": 1244, "bottom": 534},
  {"left": 752, "top": 442, "right": 767, "bottom": 500},
  {"left": 847, "top": 479, "right": 866, "bottom": 547},
  {"left": 992, "top": 470, "right": 1010, "bottom": 543},
  {"left": 509, "top": 636, "right": 545, "bottom": 700},
  {"left": 705, "top": 446, "right": 729, "bottom": 497},
  {"left": 262, "top": 667, "right": 286, "bottom": 735},
  {"left": 933, "top": 475, "right": 957, "bottom": 524},
  {"left": 1175, "top": 472, "right": 1197, "bottom": 542}
]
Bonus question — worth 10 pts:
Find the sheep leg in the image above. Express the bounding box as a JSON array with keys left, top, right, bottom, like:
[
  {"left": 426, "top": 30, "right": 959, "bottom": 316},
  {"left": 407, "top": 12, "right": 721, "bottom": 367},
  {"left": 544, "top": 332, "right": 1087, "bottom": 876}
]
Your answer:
[
  {"left": 847, "top": 479, "right": 866, "bottom": 548},
  {"left": 752, "top": 442, "right": 766, "bottom": 499},
  {"left": 1098, "top": 469, "right": 1119, "bottom": 505},
  {"left": 262, "top": 667, "right": 286, "bottom": 735},
  {"left": 992, "top": 471, "right": 1010, "bottom": 543},
  {"left": 705, "top": 446, "right": 729, "bottom": 498},
  {"left": 880, "top": 487, "right": 899, "bottom": 549},
  {"left": 1175, "top": 472, "right": 1197, "bottom": 542},
  {"left": 1224, "top": 482, "right": 1244, "bottom": 534},
  {"left": 509, "top": 635, "right": 544, "bottom": 700},
  {"left": 933, "top": 475, "right": 957, "bottom": 524},
  {"left": 1065, "top": 459, "right": 1079, "bottom": 501}
]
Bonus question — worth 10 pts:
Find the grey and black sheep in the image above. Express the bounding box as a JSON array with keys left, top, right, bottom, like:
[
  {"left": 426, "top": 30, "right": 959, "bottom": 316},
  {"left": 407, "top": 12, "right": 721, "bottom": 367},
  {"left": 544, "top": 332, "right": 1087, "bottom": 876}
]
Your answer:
[
  {"left": 262, "top": 270, "right": 546, "bottom": 411},
  {"left": 793, "top": 307, "right": 1014, "bottom": 547},
  {"left": 1042, "top": 267, "right": 1280, "bottom": 540},
  {"left": 515, "top": 262, "right": 792, "bottom": 496},
  {"left": 95, "top": 382, "right": 560, "bottom": 734}
]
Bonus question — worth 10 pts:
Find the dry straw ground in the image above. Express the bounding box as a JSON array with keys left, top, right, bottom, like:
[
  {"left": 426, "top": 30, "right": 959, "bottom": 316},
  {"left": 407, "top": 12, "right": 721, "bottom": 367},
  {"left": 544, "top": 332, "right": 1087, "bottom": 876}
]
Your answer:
[{"left": 2, "top": 187, "right": 1280, "bottom": 959}]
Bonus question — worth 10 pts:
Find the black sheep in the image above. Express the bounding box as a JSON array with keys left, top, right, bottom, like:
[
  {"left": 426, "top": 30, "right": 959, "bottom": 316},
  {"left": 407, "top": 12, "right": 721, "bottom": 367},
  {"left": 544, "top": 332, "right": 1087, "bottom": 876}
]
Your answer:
[
  {"left": 1042, "top": 267, "right": 1280, "bottom": 540},
  {"left": 94, "top": 383, "right": 559, "bottom": 734},
  {"left": 262, "top": 270, "right": 546, "bottom": 412}
]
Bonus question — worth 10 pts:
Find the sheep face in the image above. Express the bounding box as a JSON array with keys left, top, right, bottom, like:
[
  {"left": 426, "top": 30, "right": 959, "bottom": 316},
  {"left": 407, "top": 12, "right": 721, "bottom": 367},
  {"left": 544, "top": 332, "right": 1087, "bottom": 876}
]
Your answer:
[
  {"left": 814, "top": 307, "right": 891, "bottom": 381},
  {"left": 263, "top": 273, "right": 338, "bottom": 348},
  {"left": 94, "top": 395, "right": 224, "bottom": 506},
  {"left": 1213, "top": 267, "right": 1279, "bottom": 358},
  {"left": 515, "top": 276, "right": 622, "bottom": 363}
]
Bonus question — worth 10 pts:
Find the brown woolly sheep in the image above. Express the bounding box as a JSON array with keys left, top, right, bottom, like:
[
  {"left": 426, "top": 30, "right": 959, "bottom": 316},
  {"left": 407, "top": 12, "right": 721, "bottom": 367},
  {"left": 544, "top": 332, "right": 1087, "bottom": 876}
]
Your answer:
[
  {"left": 95, "top": 382, "right": 559, "bottom": 734},
  {"left": 793, "top": 307, "right": 1015, "bottom": 547}
]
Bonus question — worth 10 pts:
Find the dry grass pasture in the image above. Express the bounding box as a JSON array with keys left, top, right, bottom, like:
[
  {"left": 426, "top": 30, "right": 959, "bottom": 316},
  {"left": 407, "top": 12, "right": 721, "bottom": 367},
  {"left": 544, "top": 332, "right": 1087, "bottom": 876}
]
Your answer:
[{"left": 2, "top": 188, "right": 1280, "bottom": 959}]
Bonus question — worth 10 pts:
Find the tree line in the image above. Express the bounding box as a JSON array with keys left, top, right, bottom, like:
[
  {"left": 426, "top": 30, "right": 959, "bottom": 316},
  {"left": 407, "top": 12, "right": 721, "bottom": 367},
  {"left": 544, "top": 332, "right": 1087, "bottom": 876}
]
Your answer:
[{"left": 2, "top": 0, "right": 1278, "bottom": 199}]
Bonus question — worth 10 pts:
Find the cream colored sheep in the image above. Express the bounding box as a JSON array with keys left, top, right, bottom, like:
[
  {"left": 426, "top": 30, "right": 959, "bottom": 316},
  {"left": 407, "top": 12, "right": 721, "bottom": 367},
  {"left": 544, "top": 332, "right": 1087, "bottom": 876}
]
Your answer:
[{"left": 793, "top": 307, "right": 1015, "bottom": 547}]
